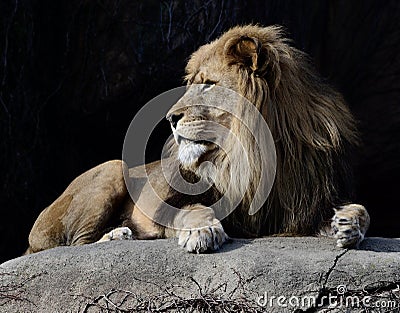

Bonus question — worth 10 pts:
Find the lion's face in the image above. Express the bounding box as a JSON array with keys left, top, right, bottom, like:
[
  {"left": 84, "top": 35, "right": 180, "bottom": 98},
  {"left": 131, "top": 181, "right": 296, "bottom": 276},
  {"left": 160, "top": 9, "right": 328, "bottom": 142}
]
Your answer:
[
  {"left": 166, "top": 42, "right": 251, "bottom": 167},
  {"left": 166, "top": 84, "right": 232, "bottom": 167}
]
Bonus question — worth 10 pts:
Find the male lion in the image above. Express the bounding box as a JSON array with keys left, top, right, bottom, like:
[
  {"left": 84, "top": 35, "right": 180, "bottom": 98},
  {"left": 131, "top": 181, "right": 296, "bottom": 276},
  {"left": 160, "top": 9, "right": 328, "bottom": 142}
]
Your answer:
[{"left": 26, "top": 25, "right": 369, "bottom": 254}]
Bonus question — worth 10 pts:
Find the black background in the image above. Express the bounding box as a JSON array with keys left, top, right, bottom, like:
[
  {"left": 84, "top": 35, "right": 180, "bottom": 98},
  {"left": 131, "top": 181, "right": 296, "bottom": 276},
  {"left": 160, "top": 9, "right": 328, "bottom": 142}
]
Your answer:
[{"left": 1, "top": 0, "right": 399, "bottom": 263}]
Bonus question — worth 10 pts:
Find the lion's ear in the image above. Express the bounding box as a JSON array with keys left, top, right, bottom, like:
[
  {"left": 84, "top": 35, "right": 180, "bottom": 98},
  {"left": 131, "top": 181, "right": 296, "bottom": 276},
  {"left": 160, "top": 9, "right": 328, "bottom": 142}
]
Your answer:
[
  {"left": 224, "top": 35, "right": 282, "bottom": 87},
  {"left": 224, "top": 36, "right": 267, "bottom": 74}
]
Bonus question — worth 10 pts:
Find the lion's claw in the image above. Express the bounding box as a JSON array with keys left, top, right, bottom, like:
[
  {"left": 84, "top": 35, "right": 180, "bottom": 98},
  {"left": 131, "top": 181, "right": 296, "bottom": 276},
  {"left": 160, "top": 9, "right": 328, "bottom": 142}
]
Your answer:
[
  {"left": 331, "top": 204, "right": 369, "bottom": 248},
  {"left": 98, "top": 227, "right": 133, "bottom": 242},
  {"left": 178, "top": 221, "right": 227, "bottom": 253}
]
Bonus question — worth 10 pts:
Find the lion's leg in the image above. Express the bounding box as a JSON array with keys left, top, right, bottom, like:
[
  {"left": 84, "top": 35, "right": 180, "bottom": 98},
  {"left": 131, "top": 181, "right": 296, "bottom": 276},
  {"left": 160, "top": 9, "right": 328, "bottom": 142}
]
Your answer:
[
  {"left": 165, "top": 204, "right": 228, "bottom": 253},
  {"left": 26, "top": 194, "right": 74, "bottom": 254},
  {"left": 324, "top": 204, "right": 370, "bottom": 248},
  {"left": 27, "top": 160, "right": 128, "bottom": 253},
  {"left": 97, "top": 227, "right": 133, "bottom": 242}
]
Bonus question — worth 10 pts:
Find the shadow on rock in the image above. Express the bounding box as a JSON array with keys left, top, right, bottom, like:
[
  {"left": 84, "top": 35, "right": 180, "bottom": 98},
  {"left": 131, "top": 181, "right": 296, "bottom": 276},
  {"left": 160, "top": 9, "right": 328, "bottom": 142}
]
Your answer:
[{"left": 359, "top": 237, "right": 400, "bottom": 252}]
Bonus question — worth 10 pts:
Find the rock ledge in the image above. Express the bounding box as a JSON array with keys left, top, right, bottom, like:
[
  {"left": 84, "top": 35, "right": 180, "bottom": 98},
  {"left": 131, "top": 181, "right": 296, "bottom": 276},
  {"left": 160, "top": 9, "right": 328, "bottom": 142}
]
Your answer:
[{"left": 1, "top": 237, "right": 400, "bottom": 312}]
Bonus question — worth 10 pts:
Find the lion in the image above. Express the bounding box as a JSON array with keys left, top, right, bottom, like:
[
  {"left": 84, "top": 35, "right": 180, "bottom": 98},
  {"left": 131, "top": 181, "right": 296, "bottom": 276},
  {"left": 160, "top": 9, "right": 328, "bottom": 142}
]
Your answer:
[{"left": 26, "top": 25, "right": 370, "bottom": 255}]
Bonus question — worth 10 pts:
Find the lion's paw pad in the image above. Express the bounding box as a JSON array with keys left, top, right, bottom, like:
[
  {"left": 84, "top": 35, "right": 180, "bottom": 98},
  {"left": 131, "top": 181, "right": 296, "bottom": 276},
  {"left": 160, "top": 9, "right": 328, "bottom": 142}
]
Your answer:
[
  {"left": 178, "top": 223, "right": 227, "bottom": 253},
  {"left": 107, "top": 227, "right": 133, "bottom": 241},
  {"left": 332, "top": 211, "right": 363, "bottom": 248}
]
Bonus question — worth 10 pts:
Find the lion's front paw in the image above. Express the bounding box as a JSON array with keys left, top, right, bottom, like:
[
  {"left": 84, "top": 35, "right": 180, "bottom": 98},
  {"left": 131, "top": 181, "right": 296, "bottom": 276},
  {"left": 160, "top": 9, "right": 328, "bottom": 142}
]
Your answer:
[
  {"left": 178, "top": 220, "right": 227, "bottom": 253},
  {"left": 332, "top": 204, "right": 369, "bottom": 248},
  {"left": 98, "top": 227, "right": 133, "bottom": 242}
]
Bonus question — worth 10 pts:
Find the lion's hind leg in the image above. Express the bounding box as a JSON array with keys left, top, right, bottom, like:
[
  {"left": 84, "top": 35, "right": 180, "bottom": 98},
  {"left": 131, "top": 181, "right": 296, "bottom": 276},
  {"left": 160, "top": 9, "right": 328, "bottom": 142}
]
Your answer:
[
  {"left": 26, "top": 160, "right": 129, "bottom": 254},
  {"left": 329, "top": 204, "right": 370, "bottom": 248},
  {"left": 97, "top": 227, "right": 133, "bottom": 242}
]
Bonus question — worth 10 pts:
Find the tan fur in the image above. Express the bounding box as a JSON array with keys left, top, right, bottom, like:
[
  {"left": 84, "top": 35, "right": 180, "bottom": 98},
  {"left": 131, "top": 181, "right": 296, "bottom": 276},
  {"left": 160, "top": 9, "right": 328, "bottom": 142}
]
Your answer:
[
  {"left": 174, "top": 25, "right": 362, "bottom": 238},
  {"left": 26, "top": 25, "right": 369, "bottom": 254}
]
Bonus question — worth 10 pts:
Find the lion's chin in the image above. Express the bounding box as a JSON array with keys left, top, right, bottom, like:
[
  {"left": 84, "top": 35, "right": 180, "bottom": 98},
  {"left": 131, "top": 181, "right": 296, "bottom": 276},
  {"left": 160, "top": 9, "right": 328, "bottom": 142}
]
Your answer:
[{"left": 178, "top": 141, "right": 208, "bottom": 167}]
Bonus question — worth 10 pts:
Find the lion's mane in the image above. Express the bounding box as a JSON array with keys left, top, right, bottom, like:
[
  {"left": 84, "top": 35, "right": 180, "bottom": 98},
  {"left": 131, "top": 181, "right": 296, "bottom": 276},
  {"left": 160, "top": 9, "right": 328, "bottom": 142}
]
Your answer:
[{"left": 168, "top": 25, "right": 359, "bottom": 237}]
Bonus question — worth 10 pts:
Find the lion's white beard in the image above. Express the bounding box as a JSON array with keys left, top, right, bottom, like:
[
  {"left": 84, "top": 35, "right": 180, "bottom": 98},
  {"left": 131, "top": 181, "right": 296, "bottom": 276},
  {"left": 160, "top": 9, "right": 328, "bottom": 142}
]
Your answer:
[{"left": 178, "top": 141, "right": 207, "bottom": 166}]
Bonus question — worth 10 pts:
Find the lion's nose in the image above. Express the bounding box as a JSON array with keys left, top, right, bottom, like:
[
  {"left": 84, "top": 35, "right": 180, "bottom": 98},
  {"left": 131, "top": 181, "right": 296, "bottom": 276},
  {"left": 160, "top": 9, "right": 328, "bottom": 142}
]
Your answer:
[{"left": 166, "top": 113, "right": 184, "bottom": 129}]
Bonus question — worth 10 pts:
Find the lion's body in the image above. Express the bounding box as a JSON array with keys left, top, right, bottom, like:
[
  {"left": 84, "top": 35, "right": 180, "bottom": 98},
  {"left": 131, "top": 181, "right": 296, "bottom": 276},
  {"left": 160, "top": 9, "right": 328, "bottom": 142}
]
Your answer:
[{"left": 27, "top": 25, "right": 369, "bottom": 254}]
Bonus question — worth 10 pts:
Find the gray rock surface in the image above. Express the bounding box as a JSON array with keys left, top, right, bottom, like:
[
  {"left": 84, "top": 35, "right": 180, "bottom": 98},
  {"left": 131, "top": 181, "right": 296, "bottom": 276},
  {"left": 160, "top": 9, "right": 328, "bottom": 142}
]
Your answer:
[{"left": 1, "top": 237, "right": 400, "bottom": 312}]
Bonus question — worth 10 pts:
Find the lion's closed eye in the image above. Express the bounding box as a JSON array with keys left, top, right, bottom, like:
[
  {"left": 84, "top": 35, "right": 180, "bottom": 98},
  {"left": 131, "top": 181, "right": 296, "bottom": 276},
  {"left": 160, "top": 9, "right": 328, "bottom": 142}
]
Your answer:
[
  {"left": 203, "top": 79, "right": 218, "bottom": 85},
  {"left": 202, "top": 80, "right": 218, "bottom": 92}
]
